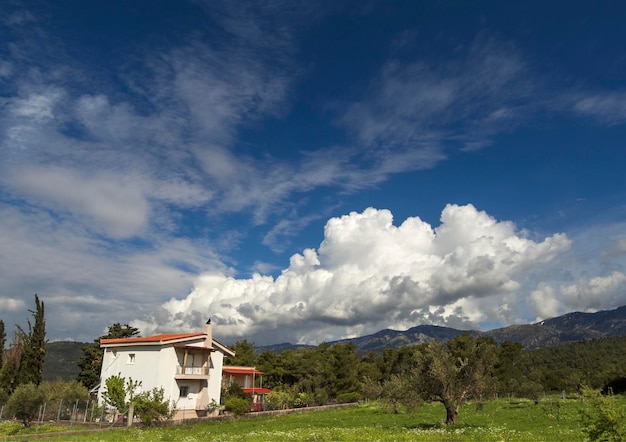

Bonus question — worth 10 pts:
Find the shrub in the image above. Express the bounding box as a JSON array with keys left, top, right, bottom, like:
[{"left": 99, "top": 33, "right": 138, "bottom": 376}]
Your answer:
[
  {"left": 337, "top": 391, "right": 361, "bottom": 403},
  {"left": 225, "top": 397, "right": 250, "bottom": 416},
  {"left": 40, "top": 379, "right": 90, "bottom": 404},
  {"left": 314, "top": 388, "right": 329, "bottom": 406},
  {"left": 580, "top": 387, "right": 626, "bottom": 442},
  {"left": 293, "top": 392, "right": 314, "bottom": 408},
  {"left": 102, "top": 373, "right": 141, "bottom": 413},
  {"left": 265, "top": 390, "right": 290, "bottom": 410},
  {"left": 133, "top": 387, "right": 173, "bottom": 426},
  {"left": 5, "top": 383, "right": 45, "bottom": 427}
]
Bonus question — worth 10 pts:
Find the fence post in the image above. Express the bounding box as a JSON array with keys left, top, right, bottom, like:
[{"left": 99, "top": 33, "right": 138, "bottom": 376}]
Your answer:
[
  {"left": 35, "top": 404, "right": 42, "bottom": 432},
  {"left": 84, "top": 400, "right": 89, "bottom": 422},
  {"left": 70, "top": 400, "right": 78, "bottom": 428},
  {"left": 57, "top": 399, "right": 63, "bottom": 421}
]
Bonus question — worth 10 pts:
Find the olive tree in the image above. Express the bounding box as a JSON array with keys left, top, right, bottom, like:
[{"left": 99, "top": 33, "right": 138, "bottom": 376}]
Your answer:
[
  {"left": 413, "top": 335, "right": 496, "bottom": 424},
  {"left": 5, "top": 383, "right": 45, "bottom": 427}
]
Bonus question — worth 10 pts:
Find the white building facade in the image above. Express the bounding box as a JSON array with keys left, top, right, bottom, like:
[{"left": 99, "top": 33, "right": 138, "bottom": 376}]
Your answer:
[{"left": 97, "top": 321, "right": 234, "bottom": 419}]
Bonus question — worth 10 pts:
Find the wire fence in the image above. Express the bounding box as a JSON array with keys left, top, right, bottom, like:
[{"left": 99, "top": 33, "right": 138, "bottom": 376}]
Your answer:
[{"left": 0, "top": 399, "right": 131, "bottom": 428}]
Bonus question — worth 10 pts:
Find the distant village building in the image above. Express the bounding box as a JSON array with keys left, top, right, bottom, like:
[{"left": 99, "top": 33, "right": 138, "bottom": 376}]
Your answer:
[{"left": 97, "top": 320, "right": 234, "bottom": 420}]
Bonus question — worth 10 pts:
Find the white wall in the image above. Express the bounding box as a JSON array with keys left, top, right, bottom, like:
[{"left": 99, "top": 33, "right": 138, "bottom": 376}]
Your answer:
[
  {"left": 98, "top": 345, "right": 164, "bottom": 405},
  {"left": 207, "top": 351, "right": 224, "bottom": 404}
]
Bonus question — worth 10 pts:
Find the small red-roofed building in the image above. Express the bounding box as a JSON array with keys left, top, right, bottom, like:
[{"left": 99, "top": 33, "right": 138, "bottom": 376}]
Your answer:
[
  {"left": 97, "top": 320, "right": 234, "bottom": 420},
  {"left": 222, "top": 366, "right": 272, "bottom": 411}
]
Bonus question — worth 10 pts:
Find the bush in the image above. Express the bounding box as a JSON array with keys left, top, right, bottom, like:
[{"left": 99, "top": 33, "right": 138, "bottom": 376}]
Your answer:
[
  {"left": 314, "top": 388, "right": 329, "bottom": 406},
  {"left": 102, "top": 373, "right": 141, "bottom": 413},
  {"left": 40, "top": 379, "right": 90, "bottom": 404},
  {"left": 265, "top": 390, "right": 290, "bottom": 410},
  {"left": 337, "top": 391, "right": 361, "bottom": 403},
  {"left": 225, "top": 397, "right": 250, "bottom": 416},
  {"left": 133, "top": 387, "right": 173, "bottom": 426},
  {"left": 5, "top": 383, "right": 45, "bottom": 427},
  {"left": 293, "top": 392, "right": 314, "bottom": 408},
  {"left": 580, "top": 387, "right": 626, "bottom": 441}
]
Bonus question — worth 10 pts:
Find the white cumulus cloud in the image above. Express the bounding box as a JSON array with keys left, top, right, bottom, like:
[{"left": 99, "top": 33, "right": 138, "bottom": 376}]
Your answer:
[
  {"left": 561, "top": 271, "right": 626, "bottom": 312},
  {"left": 135, "top": 204, "right": 571, "bottom": 344}
]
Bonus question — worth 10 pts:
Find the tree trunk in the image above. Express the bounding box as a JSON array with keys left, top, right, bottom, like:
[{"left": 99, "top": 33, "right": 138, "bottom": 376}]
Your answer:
[{"left": 445, "top": 403, "right": 458, "bottom": 425}]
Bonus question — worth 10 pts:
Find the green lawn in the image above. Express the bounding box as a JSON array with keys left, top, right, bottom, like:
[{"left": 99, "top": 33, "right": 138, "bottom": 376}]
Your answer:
[{"left": 0, "top": 398, "right": 610, "bottom": 441}]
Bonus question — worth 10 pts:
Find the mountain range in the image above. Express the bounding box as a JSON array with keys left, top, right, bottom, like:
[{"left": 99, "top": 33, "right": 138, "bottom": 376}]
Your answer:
[{"left": 258, "top": 304, "right": 626, "bottom": 354}]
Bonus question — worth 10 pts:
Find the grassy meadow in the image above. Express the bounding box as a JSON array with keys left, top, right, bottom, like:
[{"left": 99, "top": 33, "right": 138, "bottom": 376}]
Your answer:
[{"left": 2, "top": 396, "right": 612, "bottom": 442}]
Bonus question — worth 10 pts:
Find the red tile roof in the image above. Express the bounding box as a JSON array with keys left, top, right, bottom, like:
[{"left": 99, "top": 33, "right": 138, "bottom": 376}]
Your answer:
[
  {"left": 242, "top": 387, "right": 272, "bottom": 394},
  {"left": 100, "top": 332, "right": 206, "bottom": 345},
  {"left": 222, "top": 366, "right": 264, "bottom": 375}
]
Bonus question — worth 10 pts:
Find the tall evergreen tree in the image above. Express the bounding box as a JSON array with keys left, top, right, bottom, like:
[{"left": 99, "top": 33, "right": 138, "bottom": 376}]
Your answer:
[
  {"left": 225, "top": 339, "right": 257, "bottom": 366},
  {"left": 77, "top": 323, "right": 140, "bottom": 390},
  {"left": 16, "top": 294, "right": 46, "bottom": 386},
  {"left": 0, "top": 319, "right": 6, "bottom": 367}
]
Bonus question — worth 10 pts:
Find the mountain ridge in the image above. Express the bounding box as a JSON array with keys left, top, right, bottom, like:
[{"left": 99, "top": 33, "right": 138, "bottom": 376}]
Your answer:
[{"left": 258, "top": 305, "right": 626, "bottom": 353}]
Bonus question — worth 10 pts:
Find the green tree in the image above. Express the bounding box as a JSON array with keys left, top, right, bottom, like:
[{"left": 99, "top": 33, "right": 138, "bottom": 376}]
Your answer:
[
  {"left": 255, "top": 350, "right": 281, "bottom": 387},
  {"left": 0, "top": 332, "right": 24, "bottom": 401},
  {"left": 414, "top": 335, "right": 497, "bottom": 424},
  {"left": 102, "top": 373, "right": 141, "bottom": 414},
  {"left": 40, "top": 379, "right": 90, "bottom": 404},
  {"left": 0, "top": 319, "right": 5, "bottom": 367},
  {"left": 38, "top": 379, "right": 90, "bottom": 420},
  {"left": 330, "top": 343, "right": 360, "bottom": 396},
  {"left": 358, "top": 352, "right": 383, "bottom": 383},
  {"left": 77, "top": 323, "right": 140, "bottom": 389},
  {"left": 16, "top": 294, "right": 46, "bottom": 386},
  {"left": 226, "top": 339, "right": 256, "bottom": 366},
  {"left": 5, "top": 383, "right": 45, "bottom": 427},
  {"left": 362, "top": 373, "right": 420, "bottom": 414}
]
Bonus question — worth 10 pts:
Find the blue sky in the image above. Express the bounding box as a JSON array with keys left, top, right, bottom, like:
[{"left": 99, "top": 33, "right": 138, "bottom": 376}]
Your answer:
[{"left": 1, "top": 1, "right": 626, "bottom": 345}]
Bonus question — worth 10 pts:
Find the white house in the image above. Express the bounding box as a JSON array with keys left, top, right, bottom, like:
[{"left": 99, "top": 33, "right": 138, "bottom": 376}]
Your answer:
[{"left": 97, "top": 320, "right": 234, "bottom": 419}]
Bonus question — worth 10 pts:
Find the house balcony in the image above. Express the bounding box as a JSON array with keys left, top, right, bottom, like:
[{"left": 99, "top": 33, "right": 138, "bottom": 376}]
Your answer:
[{"left": 175, "top": 365, "right": 210, "bottom": 379}]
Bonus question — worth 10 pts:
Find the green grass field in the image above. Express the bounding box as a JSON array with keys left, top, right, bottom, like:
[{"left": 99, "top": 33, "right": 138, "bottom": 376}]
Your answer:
[{"left": 0, "top": 397, "right": 618, "bottom": 441}]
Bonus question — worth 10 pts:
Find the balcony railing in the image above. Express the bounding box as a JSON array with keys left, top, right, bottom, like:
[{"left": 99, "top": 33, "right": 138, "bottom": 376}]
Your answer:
[{"left": 176, "top": 365, "right": 209, "bottom": 376}]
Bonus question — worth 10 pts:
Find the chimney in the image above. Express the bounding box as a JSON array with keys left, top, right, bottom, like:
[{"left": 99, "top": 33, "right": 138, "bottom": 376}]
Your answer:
[{"left": 203, "top": 319, "right": 213, "bottom": 348}]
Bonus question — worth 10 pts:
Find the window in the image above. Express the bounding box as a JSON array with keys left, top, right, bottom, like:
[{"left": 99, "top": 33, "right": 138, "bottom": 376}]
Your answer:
[
  {"left": 127, "top": 353, "right": 135, "bottom": 364},
  {"left": 179, "top": 386, "right": 189, "bottom": 397}
]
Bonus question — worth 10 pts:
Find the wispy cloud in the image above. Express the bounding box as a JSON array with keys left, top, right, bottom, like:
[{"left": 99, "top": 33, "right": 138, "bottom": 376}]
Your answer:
[
  {"left": 568, "top": 91, "right": 626, "bottom": 125},
  {"left": 340, "top": 36, "right": 530, "bottom": 156}
]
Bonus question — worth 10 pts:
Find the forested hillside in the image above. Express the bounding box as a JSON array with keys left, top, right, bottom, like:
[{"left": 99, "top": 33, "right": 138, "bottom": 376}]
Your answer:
[{"left": 42, "top": 341, "right": 85, "bottom": 381}]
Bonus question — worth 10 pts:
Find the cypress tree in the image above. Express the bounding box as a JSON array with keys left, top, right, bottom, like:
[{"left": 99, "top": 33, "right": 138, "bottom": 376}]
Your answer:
[
  {"left": 0, "top": 319, "right": 5, "bottom": 367},
  {"left": 16, "top": 294, "right": 46, "bottom": 386}
]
